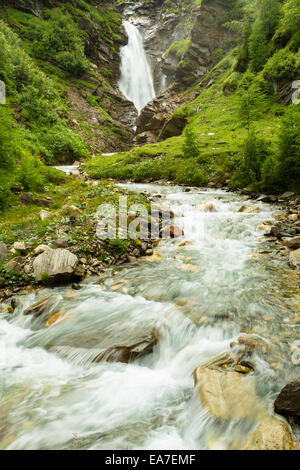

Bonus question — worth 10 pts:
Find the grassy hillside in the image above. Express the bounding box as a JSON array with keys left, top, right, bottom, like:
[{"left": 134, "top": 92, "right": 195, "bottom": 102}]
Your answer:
[
  {"left": 86, "top": 0, "right": 300, "bottom": 193},
  {"left": 0, "top": 0, "right": 126, "bottom": 210}
]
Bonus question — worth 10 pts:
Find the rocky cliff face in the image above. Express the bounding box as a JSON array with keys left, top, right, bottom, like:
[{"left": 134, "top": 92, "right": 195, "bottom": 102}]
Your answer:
[
  {"left": 175, "top": 3, "right": 237, "bottom": 88},
  {"left": 131, "top": 0, "right": 238, "bottom": 143},
  {"left": 118, "top": 0, "right": 195, "bottom": 94}
]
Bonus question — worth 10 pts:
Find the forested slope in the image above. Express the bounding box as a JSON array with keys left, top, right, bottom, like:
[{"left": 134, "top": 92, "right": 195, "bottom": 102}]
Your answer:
[{"left": 0, "top": 0, "right": 134, "bottom": 209}]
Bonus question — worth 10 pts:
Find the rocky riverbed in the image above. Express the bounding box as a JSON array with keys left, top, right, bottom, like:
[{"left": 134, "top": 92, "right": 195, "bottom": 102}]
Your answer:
[{"left": 0, "top": 181, "right": 299, "bottom": 450}]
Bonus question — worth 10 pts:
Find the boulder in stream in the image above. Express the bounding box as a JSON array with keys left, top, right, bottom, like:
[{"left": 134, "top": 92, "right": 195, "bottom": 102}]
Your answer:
[
  {"left": 92, "top": 331, "right": 158, "bottom": 364},
  {"left": 24, "top": 295, "right": 55, "bottom": 317},
  {"left": 244, "top": 205, "right": 261, "bottom": 214},
  {"left": 282, "top": 236, "right": 300, "bottom": 249},
  {"left": 33, "top": 248, "right": 78, "bottom": 283},
  {"left": 160, "top": 225, "right": 184, "bottom": 238},
  {"left": 274, "top": 379, "right": 300, "bottom": 418},
  {"left": 244, "top": 417, "right": 293, "bottom": 450},
  {"left": 194, "top": 366, "right": 257, "bottom": 419},
  {"left": 289, "top": 248, "right": 300, "bottom": 270},
  {"left": 194, "top": 353, "right": 294, "bottom": 450}
]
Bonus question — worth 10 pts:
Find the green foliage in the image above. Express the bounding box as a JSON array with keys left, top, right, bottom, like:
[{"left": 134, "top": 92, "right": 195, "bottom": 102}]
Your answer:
[
  {"left": 107, "top": 239, "right": 130, "bottom": 256},
  {"left": 248, "top": 0, "right": 280, "bottom": 72},
  {"left": 32, "top": 9, "right": 89, "bottom": 76},
  {"left": 0, "top": 263, "right": 27, "bottom": 287},
  {"left": 275, "top": 106, "right": 300, "bottom": 191},
  {"left": 0, "top": 18, "right": 88, "bottom": 173},
  {"left": 264, "top": 47, "right": 300, "bottom": 80},
  {"left": 182, "top": 126, "right": 199, "bottom": 159},
  {"left": 273, "top": 0, "right": 300, "bottom": 49},
  {"left": 237, "top": 84, "right": 268, "bottom": 130},
  {"left": 165, "top": 39, "right": 191, "bottom": 59},
  {"left": 234, "top": 129, "right": 269, "bottom": 187}
]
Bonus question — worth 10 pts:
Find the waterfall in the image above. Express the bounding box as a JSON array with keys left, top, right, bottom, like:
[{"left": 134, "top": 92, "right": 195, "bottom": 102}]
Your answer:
[{"left": 119, "top": 21, "right": 155, "bottom": 114}]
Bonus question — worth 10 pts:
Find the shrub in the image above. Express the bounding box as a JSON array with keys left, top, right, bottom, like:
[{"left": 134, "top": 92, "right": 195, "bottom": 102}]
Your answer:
[
  {"left": 275, "top": 105, "right": 300, "bottom": 192},
  {"left": 33, "top": 9, "right": 89, "bottom": 76},
  {"left": 182, "top": 126, "right": 199, "bottom": 159},
  {"left": 236, "top": 130, "right": 269, "bottom": 187}
]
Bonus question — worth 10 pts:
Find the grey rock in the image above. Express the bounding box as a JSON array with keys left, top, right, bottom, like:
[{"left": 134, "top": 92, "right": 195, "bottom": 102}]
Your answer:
[
  {"left": 282, "top": 237, "right": 300, "bottom": 249},
  {"left": 274, "top": 379, "right": 300, "bottom": 418},
  {"left": 289, "top": 248, "right": 300, "bottom": 270},
  {"left": 33, "top": 248, "right": 78, "bottom": 283},
  {"left": 0, "top": 242, "right": 8, "bottom": 262}
]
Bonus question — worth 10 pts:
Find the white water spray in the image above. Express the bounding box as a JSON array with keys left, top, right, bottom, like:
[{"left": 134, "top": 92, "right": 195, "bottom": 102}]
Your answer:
[{"left": 119, "top": 21, "right": 155, "bottom": 114}]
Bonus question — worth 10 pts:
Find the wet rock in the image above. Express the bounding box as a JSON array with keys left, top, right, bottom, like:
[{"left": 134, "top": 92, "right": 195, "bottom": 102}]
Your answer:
[
  {"left": 93, "top": 331, "right": 158, "bottom": 364},
  {"left": 127, "top": 255, "right": 137, "bottom": 263},
  {"left": 282, "top": 237, "right": 300, "bottom": 249},
  {"left": 181, "top": 264, "right": 199, "bottom": 272},
  {"left": 0, "top": 242, "right": 8, "bottom": 262},
  {"left": 194, "top": 366, "right": 258, "bottom": 419},
  {"left": 177, "top": 240, "right": 193, "bottom": 247},
  {"left": 156, "top": 203, "right": 175, "bottom": 219},
  {"left": 46, "top": 311, "right": 67, "bottom": 328},
  {"left": 202, "top": 203, "right": 216, "bottom": 212},
  {"left": 127, "top": 211, "right": 136, "bottom": 222},
  {"left": 160, "top": 225, "right": 184, "bottom": 238},
  {"left": 234, "top": 364, "right": 252, "bottom": 374},
  {"left": 33, "top": 248, "right": 78, "bottom": 283},
  {"left": 143, "top": 251, "right": 163, "bottom": 263},
  {"left": 244, "top": 417, "right": 293, "bottom": 450},
  {"left": 244, "top": 205, "right": 261, "bottom": 214},
  {"left": 256, "top": 194, "right": 277, "bottom": 203},
  {"left": 200, "top": 351, "right": 235, "bottom": 370},
  {"left": 289, "top": 249, "right": 300, "bottom": 270},
  {"left": 24, "top": 295, "right": 54, "bottom": 317},
  {"left": 274, "top": 379, "right": 300, "bottom": 418},
  {"left": 232, "top": 335, "right": 270, "bottom": 357}
]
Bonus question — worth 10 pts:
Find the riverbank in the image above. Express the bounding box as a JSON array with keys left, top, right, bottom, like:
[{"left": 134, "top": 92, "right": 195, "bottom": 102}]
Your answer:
[
  {"left": 1, "top": 181, "right": 299, "bottom": 450},
  {"left": 0, "top": 174, "right": 158, "bottom": 300},
  {"left": 1, "top": 164, "right": 300, "bottom": 302}
]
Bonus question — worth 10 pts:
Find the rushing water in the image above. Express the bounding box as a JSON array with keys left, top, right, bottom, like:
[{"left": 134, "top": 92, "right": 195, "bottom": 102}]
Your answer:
[
  {"left": 1, "top": 184, "right": 299, "bottom": 450},
  {"left": 119, "top": 21, "right": 156, "bottom": 114},
  {"left": 54, "top": 165, "right": 79, "bottom": 175}
]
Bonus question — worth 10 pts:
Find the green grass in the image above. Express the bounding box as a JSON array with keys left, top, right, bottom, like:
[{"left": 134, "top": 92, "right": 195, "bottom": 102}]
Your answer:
[
  {"left": 0, "top": 177, "right": 149, "bottom": 265},
  {"left": 84, "top": 66, "right": 284, "bottom": 188}
]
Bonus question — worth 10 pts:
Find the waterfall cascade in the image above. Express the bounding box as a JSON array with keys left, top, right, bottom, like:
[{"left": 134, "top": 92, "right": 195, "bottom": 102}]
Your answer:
[{"left": 119, "top": 21, "right": 156, "bottom": 114}]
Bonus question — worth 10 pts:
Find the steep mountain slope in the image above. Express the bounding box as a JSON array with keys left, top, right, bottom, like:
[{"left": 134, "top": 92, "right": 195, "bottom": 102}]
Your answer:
[
  {"left": 86, "top": 0, "right": 300, "bottom": 194},
  {"left": 0, "top": 0, "right": 139, "bottom": 208},
  {"left": 0, "top": 0, "right": 299, "bottom": 213}
]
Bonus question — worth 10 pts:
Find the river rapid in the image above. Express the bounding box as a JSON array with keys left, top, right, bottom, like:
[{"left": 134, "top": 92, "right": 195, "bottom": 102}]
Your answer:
[{"left": 0, "top": 183, "right": 299, "bottom": 450}]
